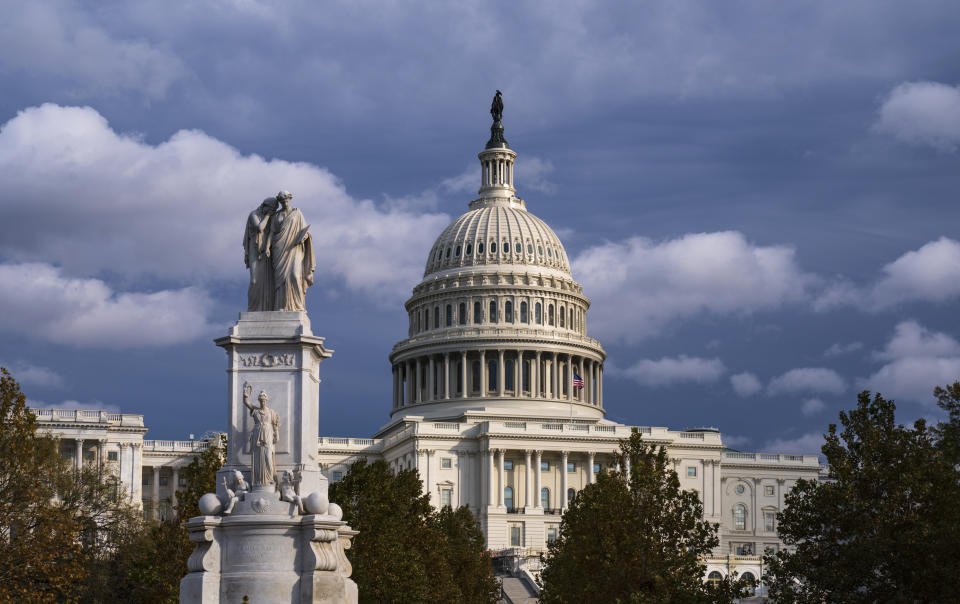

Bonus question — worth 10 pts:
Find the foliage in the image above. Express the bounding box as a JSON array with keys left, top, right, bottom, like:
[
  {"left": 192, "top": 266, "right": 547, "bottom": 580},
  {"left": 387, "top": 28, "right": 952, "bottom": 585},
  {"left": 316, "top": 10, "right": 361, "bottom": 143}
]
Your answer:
[
  {"left": 330, "top": 458, "right": 499, "bottom": 604},
  {"left": 764, "top": 386, "right": 960, "bottom": 603},
  {"left": 538, "top": 431, "right": 751, "bottom": 604}
]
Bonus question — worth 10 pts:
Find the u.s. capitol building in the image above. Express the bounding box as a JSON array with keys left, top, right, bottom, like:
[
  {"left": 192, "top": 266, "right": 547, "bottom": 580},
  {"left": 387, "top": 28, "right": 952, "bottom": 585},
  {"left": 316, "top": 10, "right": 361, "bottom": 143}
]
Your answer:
[{"left": 32, "top": 99, "right": 821, "bottom": 586}]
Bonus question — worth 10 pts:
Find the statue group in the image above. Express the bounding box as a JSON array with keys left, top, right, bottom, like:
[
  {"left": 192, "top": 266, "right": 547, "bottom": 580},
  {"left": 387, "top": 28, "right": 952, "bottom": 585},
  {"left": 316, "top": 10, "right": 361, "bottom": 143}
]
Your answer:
[{"left": 244, "top": 190, "right": 316, "bottom": 312}]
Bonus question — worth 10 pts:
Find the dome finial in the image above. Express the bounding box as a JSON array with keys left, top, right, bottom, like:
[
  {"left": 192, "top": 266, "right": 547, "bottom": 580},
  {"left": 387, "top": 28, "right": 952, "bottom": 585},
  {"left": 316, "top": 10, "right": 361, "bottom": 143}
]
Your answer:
[{"left": 485, "top": 90, "right": 509, "bottom": 149}]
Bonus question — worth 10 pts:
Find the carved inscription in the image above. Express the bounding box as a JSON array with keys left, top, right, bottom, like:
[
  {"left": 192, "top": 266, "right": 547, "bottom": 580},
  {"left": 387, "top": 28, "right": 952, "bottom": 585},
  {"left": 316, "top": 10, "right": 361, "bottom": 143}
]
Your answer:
[{"left": 240, "top": 353, "right": 295, "bottom": 368}]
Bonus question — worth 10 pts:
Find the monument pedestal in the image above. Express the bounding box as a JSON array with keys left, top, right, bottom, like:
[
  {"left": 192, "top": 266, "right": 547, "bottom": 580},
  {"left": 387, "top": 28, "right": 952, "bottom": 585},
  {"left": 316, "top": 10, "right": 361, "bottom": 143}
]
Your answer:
[{"left": 181, "top": 313, "right": 357, "bottom": 603}]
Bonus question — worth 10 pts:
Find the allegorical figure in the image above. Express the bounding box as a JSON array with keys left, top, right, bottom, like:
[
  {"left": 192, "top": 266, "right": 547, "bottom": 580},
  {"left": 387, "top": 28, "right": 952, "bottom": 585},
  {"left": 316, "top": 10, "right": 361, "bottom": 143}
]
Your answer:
[
  {"left": 268, "top": 190, "right": 315, "bottom": 311},
  {"left": 243, "top": 382, "right": 280, "bottom": 487},
  {"left": 491, "top": 90, "right": 503, "bottom": 122},
  {"left": 244, "top": 196, "right": 278, "bottom": 311}
]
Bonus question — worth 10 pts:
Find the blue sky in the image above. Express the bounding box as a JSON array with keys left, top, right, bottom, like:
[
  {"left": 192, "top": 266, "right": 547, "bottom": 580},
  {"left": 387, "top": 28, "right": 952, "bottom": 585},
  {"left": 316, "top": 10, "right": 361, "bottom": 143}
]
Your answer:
[{"left": 1, "top": 1, "right": 959, "bottom": 454}]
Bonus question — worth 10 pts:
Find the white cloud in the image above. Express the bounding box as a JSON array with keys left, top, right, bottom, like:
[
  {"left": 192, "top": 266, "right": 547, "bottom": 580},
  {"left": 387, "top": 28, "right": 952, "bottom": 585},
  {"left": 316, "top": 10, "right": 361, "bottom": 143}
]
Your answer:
[
  {"left": 0, "top": 104, "right": 450, "bottom": 307},
  {"left": 762, "top": 432, "right": 823, "bottom": 455},
  {"left": 862, "top": 320, "right": 960, "bottom": 404},
  {"left": 874, "top": 81, "right": 960, "bottom": 152},
  {"left": 28, "top": 398, "right": 119, "bottom": 413},
  {"left": 617, "top": 355, "right": 725, "bottom": 388},
  {"left": 0, "top": 263, "right": 215, "bottom": 348},
  {"left": 730, "top": 372, "right": 762, "bottom": 397},
  {"left": 801, "top": 398, "right": 826, "bottom": 416},
  {"left": 824, "top": 341, "right": 863, "bottom": 357},
  {"left": 574, "top": 231, "right": 812, "bottom": 342},
  {"left": 816, "top": 238, "right": 960, "bottom": 311},
  {"left": 768, "top": 367, "right": 846, "bottom": 396},
  {"left": 516, "top": 157, "right": 557, "bottom": 194},
  {"left": 0, "top": 361, "right": 65, "bottom": 389},
  {"left": 722, "top": 434, "right": 751, "bottom": 449}
]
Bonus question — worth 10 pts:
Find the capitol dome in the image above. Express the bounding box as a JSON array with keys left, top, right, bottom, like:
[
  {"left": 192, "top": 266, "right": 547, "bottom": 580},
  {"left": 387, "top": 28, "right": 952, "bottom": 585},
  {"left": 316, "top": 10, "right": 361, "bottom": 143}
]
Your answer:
[{"left": 387, "top": 96, "right": 606, "bottom": 422}]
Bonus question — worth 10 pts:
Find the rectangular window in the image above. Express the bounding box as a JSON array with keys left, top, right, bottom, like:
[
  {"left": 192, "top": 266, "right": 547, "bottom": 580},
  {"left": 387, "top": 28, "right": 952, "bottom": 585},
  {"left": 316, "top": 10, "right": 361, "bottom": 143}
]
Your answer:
[
  {"left": 504, "top": 460, "right": 514, "bottom": 471},
  {"left": 441, "top": 489, "right": 452, "bottom": 508},
  {"left": 441, "top": 458, "right": 452, "bottom": 469},
  {"left": 142, "top": 475, "right": 149, "bottom": 486},
  {"left": 108, "top": 451, "right": 119, "bottom": 462},
  {"left": 60, "top": 449, "right": 71, "bottom": 458},
  {"left": 567, "top": 462, "right": 576, "bottom": 473},
  {"left": 764, "top": 485, "right": 775, "bottom": 496},
  {"left": 541, "top": 461, "right": 550, "bottom": 471},
  {"left": 735, "top": 543, "right": 755, "bottom": 556},
  {"left": 510, "top": 526, "right": 521, "bottom": 547},
  {"left": 687, "top": 466, "right": 697, "bottom": 477},
  {"left": 84, "top": 450, "right": 95, "bottom": 461},
  {"left": 332, "top": 471, "right": 343, "bottom": 482},
  {"left": 159, "top": 476, "right": 168, "bottom": 486},
  {"left": 593, "top": 462, "right": 601, "bottom": 474},
  {"left": 179, "top": 477, "right": 186, "bottom": 487},
  {"left": 546, "top": 527, "right": 558, "bottom": 543},
  {"left": 764, "top": 512, "right": 776, "bottom": 532}
]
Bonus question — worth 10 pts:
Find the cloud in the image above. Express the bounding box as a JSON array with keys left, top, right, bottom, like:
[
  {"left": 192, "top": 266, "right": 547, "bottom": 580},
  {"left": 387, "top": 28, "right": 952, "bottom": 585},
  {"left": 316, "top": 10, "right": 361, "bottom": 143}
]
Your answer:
[
  {"left": 768, "top": 367, "right": 846, "bottom": 396},
  {"left": 574, "top": 231, "right": 813, "bottom": 342},
  {"left": 722, "top": 434, "right": 751, "bottom": 449},
  {"left": 800, "top": 398, "right": 826, "bottom": 416},
  {"left": 730, "top": 372, "right": 762, "bottom": 397},
  {"left": 762, "top": 432, "right": 824, "bottom": 455},
  {"left": 861, "top": 320, "right": 960, "bottom": 404},
  {"left": 516, "top": 157, "right": 556, "bottom": 194},
  {"left": 874, "top": 81, "right": 960, "bottom": 152},
  {"left": 0, "top": 262, "right": 215, "bottom": 348},
  {"left": 0, "top": 361, "right": 65, "bottom": 389},
  {"left": 0, "top": 104, "right": 450, "bottom": 306},
  {"left": 617, "top": 355, "right": 725, "bottom": 388},
  {"left": 815, "top": 238, "right": 960, "bottom": 311},
  {"left": 824, "top": 341, "right": 863, "bottom": 357},
  {"left": 28, "top": 398, "right": 120, "bottom": 413}
]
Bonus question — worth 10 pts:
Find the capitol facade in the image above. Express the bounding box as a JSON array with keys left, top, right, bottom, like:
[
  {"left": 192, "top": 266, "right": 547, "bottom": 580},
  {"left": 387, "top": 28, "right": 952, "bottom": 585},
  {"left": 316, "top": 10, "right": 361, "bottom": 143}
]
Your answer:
[{"left": 32, "top": 103, "right": 822, "bottom": 586}]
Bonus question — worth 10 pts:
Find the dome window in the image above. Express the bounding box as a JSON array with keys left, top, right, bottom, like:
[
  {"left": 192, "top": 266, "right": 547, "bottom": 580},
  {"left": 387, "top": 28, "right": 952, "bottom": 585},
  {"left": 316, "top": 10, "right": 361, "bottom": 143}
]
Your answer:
[
  {"left": 455, "top": 245, "right": 461, "bottom": 257},
  {"left": 514, "top": 242, "right": 521, "bottom": 254},
  {"left": 491, "top": 242, "right": 497, "bottom": 254},
  {"left": 436, "top": 249, "right": 442, "bottom": 261},
  {"left": 466, "top": 243, "right": 472, "bottom": 255},
  {"left": 527, "top": 244, "right": 533, "bottom": 255},
  {"left": 548, "top": 304, "right": 555, "bottom": 326},
  {"left": 535, "top": 303, "right": 542, "bottom": 324},
  {"left": 434, "top": 306, "right": 440, "bottom": 329},
  {"left": 446, "top": 247, "right": 451, "bottom": 258},
  {"left": 505, "top": 301, "right": 513, "bottom": 322},
  {"left": 502, "top": 240, "right": 509, "bottom": 254},
  {"left": 520, "top": 301, "right": 528, "bottom": 323},
  {"left": 478, "top": 242, "right": 485, "bottom": 254},
  {"left": 538, "top": 245, "right": 543, "bottom": 255},
  {"left": 547, "top": 247, "right": 552, "bottom": 257},
  {"left": 459, "top": 302, "right": 467, "bottom": 325},
  {"left": 446, "top": 304, "right": 453, "bottom": 327},
  {"left": 489, "top": 300, "right": 498, "bottom": 323},
  {"left": 473, "top": 301, "right": 482, "bottom": 324},
  {"left": 559, "top": 306, "right": 565, "bottom": 328}
]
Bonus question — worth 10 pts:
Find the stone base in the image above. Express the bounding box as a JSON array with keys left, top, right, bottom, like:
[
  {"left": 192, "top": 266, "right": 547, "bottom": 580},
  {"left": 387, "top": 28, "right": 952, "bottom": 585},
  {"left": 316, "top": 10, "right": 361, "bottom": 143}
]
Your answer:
[{"left": 180, "top": 490, "right": 357, "bottom": 604}]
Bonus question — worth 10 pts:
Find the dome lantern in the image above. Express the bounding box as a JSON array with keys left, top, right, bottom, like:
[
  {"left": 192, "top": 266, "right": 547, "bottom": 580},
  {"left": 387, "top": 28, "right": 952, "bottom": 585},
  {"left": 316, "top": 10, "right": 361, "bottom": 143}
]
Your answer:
[{"left": 477, "top": 90, "right": 517, "bottom": 200}]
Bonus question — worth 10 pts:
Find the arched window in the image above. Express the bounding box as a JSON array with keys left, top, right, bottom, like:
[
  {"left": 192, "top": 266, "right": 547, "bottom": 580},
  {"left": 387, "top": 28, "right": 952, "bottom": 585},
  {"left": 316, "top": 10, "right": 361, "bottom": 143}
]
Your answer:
[
  {"left": 459, "top": 302, "right": 466, "bottom": 325},
  {"left": 445, "top": 304, "right": 452, "bottom": 327},
  {"left": 569, "top": 308, "right": 574, "bottom": 329},
  {"left": 707, "top": 571, "right": 723, "bottom": 587},
  {"left": 473, "top": 301, "right": 482, "bottom": 324},
  {"left": 740, "top": 572, "right": 756, "bottom": 595},
  {"left": 504, "top": 486, "right": 514, "bottom": 511},
  {"left": 455, "top": 244, "right": 461, "bottom": 257},
  {"left": 433, "top": 306, "right": 439, "bottom": 329},
  {"left": 487, "top": 360, "right": 497, "bottom": 391},
  {"left": 734, "top": 504, "right": 746, "bottom": 530},
  {"left": 478, "top": 242, "right": 485, "bottom": 255},
  {"left": 489, "top": 300, "right": 498, "bottom": 323},
  {"left": 505, "top": 359, "right": 514, "bottom": 391},
  {"left": 424, "top": 308, "right": 429, "bottom": 330},
  {"left": 548, "top": 304, "right": 555, "bottom": 326},
  {"left": 527, "top": 243, "right": 533, "bottom": 255},
  {"left": 502, "top": 240, "right": 508, "bottom": 254},
  {"left": 520, "top": 301, "right": 528, "bottom": 322},
  {"left": 514, "top": 242, "right": 521, "bottom": 254},
  {"left": 538, "top": 245, "right": 543, "bottom": 255},
  {"left": 505, "top": 301, "right": 513, "bottom": 322},
  {"left": 535, "top": 303, "right": 542, "bottom": 324},
  {"left": 471, "top": 361, "right": 481, "bottom": 393},
  {"left": 567, "top": 488, "right": 576, "bottom": 503},
  {"left": 491, "top": 241, "right": 497, "bottom": 254},
  {"left": 547, "top": 247, "right": 552, "bottom": 257},
  {"left": 416, "top": 311, "right": 420, "bottom": 332},
  {"left": 436, "top": 249, "right": 441, "bottom": 261},
  {"left": 541, "top": 487, "right": 550, "bottom": 509},
  {"left": 559, "top": 306, "right": 565, "bottom": 327},
  {"left": 466, "top": 243, "right": 472, "bottom": 256},
  {"left": 446, "top": 247, "right": 451, "bottom": 258}
]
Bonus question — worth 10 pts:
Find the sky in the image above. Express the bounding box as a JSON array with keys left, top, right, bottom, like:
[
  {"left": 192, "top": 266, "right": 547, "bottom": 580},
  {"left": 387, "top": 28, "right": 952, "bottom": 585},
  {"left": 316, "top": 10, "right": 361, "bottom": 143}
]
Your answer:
[{"left": 1, "top": 1, "right": 959, "bottom": 455}]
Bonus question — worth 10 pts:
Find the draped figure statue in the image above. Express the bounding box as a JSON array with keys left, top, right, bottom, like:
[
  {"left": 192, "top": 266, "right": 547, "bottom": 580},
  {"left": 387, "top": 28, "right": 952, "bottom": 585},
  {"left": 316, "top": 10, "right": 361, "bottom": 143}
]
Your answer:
[
  {"left": 267, "top": 191, "right": 315, "bottom": 312},
  {"left": 244, "top": 197, "right": 278, "bottom": 311},
  {"left": 243, "top": 383, "right": 279, "bottom": 487}
]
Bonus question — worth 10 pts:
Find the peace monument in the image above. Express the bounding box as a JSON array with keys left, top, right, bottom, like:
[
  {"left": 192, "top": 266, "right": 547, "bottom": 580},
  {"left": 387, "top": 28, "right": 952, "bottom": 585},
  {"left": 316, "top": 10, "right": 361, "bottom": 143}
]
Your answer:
[{"left": 180, "top": 192, "right": 357, "bottom": 603}]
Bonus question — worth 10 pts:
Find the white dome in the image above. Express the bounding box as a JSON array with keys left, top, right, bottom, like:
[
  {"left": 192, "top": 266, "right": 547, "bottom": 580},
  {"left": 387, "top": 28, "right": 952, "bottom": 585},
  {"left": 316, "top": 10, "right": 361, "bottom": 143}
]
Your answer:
[{"left": 425, "top": 199, "right": 570, "bottom": 278}]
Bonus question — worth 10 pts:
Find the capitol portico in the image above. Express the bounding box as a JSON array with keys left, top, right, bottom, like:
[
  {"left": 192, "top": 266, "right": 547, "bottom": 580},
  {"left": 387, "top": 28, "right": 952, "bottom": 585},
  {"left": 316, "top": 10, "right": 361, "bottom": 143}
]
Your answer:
[{"left": 30, "top": 95, "right": 822, "bottom": 590}]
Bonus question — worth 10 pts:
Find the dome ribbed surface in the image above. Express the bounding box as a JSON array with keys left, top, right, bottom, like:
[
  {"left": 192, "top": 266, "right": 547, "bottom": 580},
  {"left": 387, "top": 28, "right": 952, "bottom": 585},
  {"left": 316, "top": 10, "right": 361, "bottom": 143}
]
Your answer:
[{"left": 425, "top": 205, "right": 570, "bottom": 277}]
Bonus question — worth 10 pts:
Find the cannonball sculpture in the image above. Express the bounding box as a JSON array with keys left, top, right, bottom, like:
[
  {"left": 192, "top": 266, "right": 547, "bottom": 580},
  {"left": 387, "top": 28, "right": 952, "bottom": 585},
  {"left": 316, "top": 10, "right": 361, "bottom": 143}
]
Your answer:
[
  {"left": 198, "top": 492, "right": 223, "bottom": 516},
  {"left": 303, "top": 490, "right": 329, "bottom": 515},
  {"left": 327, "top": 502, "right": 343, "bottom": 521}
]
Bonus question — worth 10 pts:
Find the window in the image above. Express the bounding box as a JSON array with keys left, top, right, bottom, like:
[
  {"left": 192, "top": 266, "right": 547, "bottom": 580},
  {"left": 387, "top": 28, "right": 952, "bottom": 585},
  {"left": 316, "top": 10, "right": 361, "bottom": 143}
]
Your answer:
[
  {"left": 478, "top": 242, "right": 484, "bottom": 254},
  {"left": 433, "top": 306, "right": 439, "bottom": 328},
  {"left": 85, "top": 450, "right": 95, "bottom": 461},
  {"left": 547, "top": 247, "right": 552, "bottom": 257},
  {"left": 502, "top": 239, "right": 508, "bottom": 254},
  {"left": 541, "top": 487, "right": 550, "bottom": 509},
  {"left": 510, "top": 525, "right": 521, "bottom": 546},
  {"left": 459, "top": 302, "right": 466, "bottom": 325},
  {"left": 487, "top": 360, "right": 497, "bottom": 391},
  {"left": 60, "top": 449, "right": 71, "bottom": 458},
  {"left": 527, "top": 243, "right": 533, "bottom": 255},
  {"left": 567, "top": 488, "right": 576, "bottom": 503},
  {"left": 559, "top": 306, "right": 565, "bottom": 327},
  {"left": 333, "top": 471, "right": 343, "bottom": 482},
  {"left": 541, "top": 461, "right": 550, "bottom": 471},
  {"left": 466, "top": 243, "right": 472, "bottom": 255},
  {"left": 504, "top": 300, "right": 513, "bottom": 322},
  {"left": 473, "top": 301, "right": 482, "bottom": 324},
  {"left": 441, "top": 489, "right": 452, "bottom": 508},
  {"left": 546, "top": 527, "right": 558, "bottom": 543},
  {"left": 707, "top": 571, "right": 723, "bottom": 587},
  {"left": 735, "top": 484, "right": 745, "bottom": 495},
  {"left": 179, "top": 477, "right": 186, "bottom": 487},
  {"left": 520, "top": 301, "right": 528, "bottom": 322},
  {"left": 567, "top": 462, "right": 576, "bottom": 473},
  {"left": 535, "top": 302, "right": 542, "bottom": 324},
  {"left": 424, "top": 308, "right": 429, "bottom": 330},
  {"left": 159, "top": 476, "right": 168, "bottom": 486},
  {"left": 491, "top": 241, "right": 497, "bottom": 254},
  {"left": 435, "top": 249, "right": 441, "bottom": 261},
  {"left": 504, "top": 460, "right": 514, "bottom": 471},
  {"left": 538, "top": 245, "right": 543, "bottom": 255},
  {"left": 548, "top": 304, "right": 555, "bottom": 325},
  {"left": 504, "top": 486, "right": 514, "bottom": 510},
  {"left": 489, "top": 300, "right": 497, "bottom": 323},
  {"left": 593, "top": 462, "right": 601, "bottom": 474},
  {"left": 734, "top": 504, "right": 746, "bottom": 530},
  {"left": 764, "top": 485, "right": 774, "bottom": 496},
  {"left": 445, "top": 246, "right": 451, "bottom": 258},
  {"left": 741, "top": 572, "right": 756, "bottom": 595},
  {"left": 764, "top": 511, "right": 775, "bottom": 532},
  {"left": 455, "top": 244, "right": 461, "bottom": 256},
  {"left": 569, "top": 308, "right": 574, "bottom": 329},
  {"left": 142, "top": 475, "right": 149, "bottom": 486},
  {"left": 735, "top": 543, "right": 754, "bottom": 556},
  {"left": 441, "top": 458, "right": 452, "bottom": 469},
  {"left": 446, "top": 305, "right": 452, "bottom": 327},
  {"left": 108, "top": 451, "right": 119, "bottom": 461},
  {"left": 687, "top": 466, "right": 697, "bottom": 477},
  {"left": 471, "top": 361, "right": 480, "bottom": 392}
]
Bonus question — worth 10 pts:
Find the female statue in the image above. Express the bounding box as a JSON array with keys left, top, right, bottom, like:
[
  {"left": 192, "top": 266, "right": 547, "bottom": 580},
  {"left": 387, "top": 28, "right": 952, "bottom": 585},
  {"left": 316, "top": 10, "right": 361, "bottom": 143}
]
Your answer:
[
  {"left": 268, "top": 190, "right": 315, "bottom": 311},
  {"left": 244, "top": 196, "right": 278, "bottom": 311},
  {"left": 242, "top": 382, "right": 279, "bottom": 487}
]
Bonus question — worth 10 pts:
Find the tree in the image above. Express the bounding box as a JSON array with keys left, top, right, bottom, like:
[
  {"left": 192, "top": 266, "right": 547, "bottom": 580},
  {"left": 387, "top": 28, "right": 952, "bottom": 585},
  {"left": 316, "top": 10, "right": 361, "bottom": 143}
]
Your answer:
[
  {"left": 329, "top": 458, "right": 498, "bottom": 604},
  {"left": 539, "top": 431, "right": 750, "bottom": 604},
  {"left": 764, "top": 387, "right": 960, "bottom": 603}
]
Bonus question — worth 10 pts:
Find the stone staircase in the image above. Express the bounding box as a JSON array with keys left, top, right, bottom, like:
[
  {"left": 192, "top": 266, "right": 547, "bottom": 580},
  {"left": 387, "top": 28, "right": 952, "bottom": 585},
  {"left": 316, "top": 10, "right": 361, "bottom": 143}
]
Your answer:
[{"left": 499, "top": 575, "right": 539, "bottom": 604}]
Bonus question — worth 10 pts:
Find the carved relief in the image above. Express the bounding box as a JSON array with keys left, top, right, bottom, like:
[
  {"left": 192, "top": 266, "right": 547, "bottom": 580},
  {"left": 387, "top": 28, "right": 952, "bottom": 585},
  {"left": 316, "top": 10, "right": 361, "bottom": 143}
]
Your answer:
[
  {"left": 186, "top": 525, "right": 221, "bottom": 573},
  {"left": 240, "top": 353, "right": 296, "bottom": 368}
]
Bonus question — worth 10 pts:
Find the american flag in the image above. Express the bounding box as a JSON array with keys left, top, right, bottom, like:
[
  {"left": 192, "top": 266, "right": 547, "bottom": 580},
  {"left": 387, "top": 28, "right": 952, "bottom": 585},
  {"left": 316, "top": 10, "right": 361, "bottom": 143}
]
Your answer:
[{"left": 573, "top": 373, "right": 584, "bottom": 389}]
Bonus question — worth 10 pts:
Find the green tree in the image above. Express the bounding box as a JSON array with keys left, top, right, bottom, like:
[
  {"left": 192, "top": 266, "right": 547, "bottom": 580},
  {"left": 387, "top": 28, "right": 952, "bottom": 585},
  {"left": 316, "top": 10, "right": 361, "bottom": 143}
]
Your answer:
[
  {"left": 764, "top": 387, "right": 960, "bottom": 603},
  {"left": 539, "top": 431, "right": 750, "bottom": 604},
  {"left": 330, "top": 458, "right": 498, "bottom": 604}
]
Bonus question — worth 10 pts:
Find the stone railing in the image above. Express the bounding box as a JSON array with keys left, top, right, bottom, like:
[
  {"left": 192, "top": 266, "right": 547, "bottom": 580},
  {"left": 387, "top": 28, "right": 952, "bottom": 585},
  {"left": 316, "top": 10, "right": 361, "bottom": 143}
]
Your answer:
[
  {"left": 142, "top": 440, "right": 209, "bottom": 452},
  {"left": 393, "top": 326, "right": 603, "bottom": 352},
  {"left": 723, "top": 451, "right": 819, "bottom": 466},
  {"left": 32, "top": 408, "right": 145, "bottom": 427},
  {"left": 318, "top": 436, "right": 383, "bottom": 450}
]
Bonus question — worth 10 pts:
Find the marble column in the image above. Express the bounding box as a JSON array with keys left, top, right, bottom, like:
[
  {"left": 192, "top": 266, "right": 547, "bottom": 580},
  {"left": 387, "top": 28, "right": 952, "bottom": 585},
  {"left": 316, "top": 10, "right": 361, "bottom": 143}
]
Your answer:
[
  {"left": 428, "top": 356, "right": 436, "bottom": 401},
  {"left": 443, "top": 353, "right": 450, "bottom": 399},
  {"left": 561, "top": 451, "right": 569, "bottom": 510},
  {"left": 152, "top": 467, "right": 160, "bottom": 520},
  {"left": 599, "top": 364, "right": 604, "bottom": 407},
  {"left": 524, "top": 449, "right": 532, "bottom": 509},
  {"left": 534, "top": 450, "right": 543, "bottom": 509},
  {"left": 415, "top": 357, "right": 423, "bottom": 403},
  {"left": 96, "top": 439, "right": 105, "bottom": 469},
  {"left": 497, "top": 449, "right": 505, "bottom": 508},
  {"left": 131, "top": 443, "right": 141, "bottom": 502},
  {"left": 534, "top": 351, "right": 541, "bottom": 398},
  {"left": 480, "top": 350, "right": 487, "bottom": 396},
  {"left": 587, "top": 451, "right": 595, "bottom": 484},
  {"left": 460, "top": 351, "right": 468, "bottom": 398},
  {"left": 117, "top": 442, "right": 127, "bottom": 496},
  {"left": 406, "top": 360, "right": 413, "bottom": 405},
  {"left": 487, "top": 448, "right": 495, "bottom": 506},
  {"left": 171, "top": 466, "right": 180, "bottom": 510},
  {"left": 498, "top": 350, "right": 505, "bottom": 396},
  {"left": 75, "top": 438, "right": 84, "bottom": 471},
  {"left": 567, "top": 356, "right": 574, "bottom": 401},
  {"left": 391, "top": 366, "right": 397, "bottom": 407},
  {"left": 625, "top": 456, "right": 632, "bottom": 484}
]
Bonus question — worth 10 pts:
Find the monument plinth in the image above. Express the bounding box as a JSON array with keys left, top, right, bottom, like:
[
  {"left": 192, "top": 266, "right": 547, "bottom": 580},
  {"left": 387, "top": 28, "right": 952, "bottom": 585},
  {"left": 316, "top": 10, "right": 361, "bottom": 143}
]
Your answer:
[{"left": 181, "top": 193, "right": 357, "bottom": 603}]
